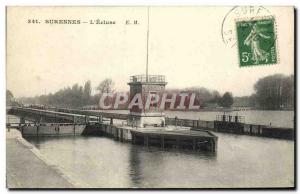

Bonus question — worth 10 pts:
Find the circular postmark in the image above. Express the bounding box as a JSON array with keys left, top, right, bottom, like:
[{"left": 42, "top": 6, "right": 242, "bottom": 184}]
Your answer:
[{"left": 221, "top": 6, "right": 271, "bottom": 48}]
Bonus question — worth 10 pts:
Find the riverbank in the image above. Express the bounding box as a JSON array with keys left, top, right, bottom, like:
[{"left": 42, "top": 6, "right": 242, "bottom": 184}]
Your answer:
[{"left": 6, "top": 129, "right": 81, "bottom": 189}]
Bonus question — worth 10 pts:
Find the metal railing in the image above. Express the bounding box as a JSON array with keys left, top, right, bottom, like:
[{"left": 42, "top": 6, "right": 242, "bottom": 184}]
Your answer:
[{"left": 129, "top": 75, "right": 166, "bottom": 83}]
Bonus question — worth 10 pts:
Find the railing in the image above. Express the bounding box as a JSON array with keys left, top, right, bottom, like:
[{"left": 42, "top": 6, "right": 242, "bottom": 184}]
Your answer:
[
  {"left": 129, "top": 75, "right": 166, "bottom": 83},
  {"left": 216, "top": 114, "right": 245, "bottom": 123}
]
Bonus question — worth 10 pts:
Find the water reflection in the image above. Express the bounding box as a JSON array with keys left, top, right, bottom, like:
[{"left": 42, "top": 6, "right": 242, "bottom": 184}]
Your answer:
[
  {"left": 129, "top": 145, "right": 142, "bottom": 187},
  {"left": 129, "top": 145, "right": 217, "bottom": 187},
  {"left": 25, "top": 134, "right": 293, "bottom": 188}
]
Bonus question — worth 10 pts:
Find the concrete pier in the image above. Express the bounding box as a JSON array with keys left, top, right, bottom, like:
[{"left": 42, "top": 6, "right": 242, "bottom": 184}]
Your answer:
[
  {"left": 84, "top": 123, "right": 218, "bottom": 152},
  {"left": 6, "top": 129, "right": 78, "bottom": 188},
  {"left": 130, "top": 128, "right": 218, "bottom": 152}
]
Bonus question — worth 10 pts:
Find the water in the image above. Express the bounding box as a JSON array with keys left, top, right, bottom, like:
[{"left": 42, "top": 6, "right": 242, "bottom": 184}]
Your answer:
[
  {"left": 100, "top": 110, "right": 294, "bottom": 128},
  {"left": 26, "top": 133, "right": 294, "bottom": 188},
  {"left": 9, "top": 110, "right": 294, "bottom": 188},
  {"left": 167, "top": 110, "right": 294, "bottom": 128}
]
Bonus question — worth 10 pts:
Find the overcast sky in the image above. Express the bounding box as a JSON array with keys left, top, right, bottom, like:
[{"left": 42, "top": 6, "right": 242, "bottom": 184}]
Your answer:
[{"left": 7, "top": 6, "right": 294, "bottom": 97}]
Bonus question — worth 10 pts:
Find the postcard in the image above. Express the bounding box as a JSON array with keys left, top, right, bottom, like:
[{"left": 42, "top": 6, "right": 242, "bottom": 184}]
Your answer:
[{"left": 6, "top": 6, "right": 295, "bottom": 189}]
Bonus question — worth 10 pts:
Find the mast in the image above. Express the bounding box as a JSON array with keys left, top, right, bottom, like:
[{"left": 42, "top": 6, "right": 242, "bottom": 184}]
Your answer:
[{"left": 146, "top": 7, "right": 149, "bottom": 82}]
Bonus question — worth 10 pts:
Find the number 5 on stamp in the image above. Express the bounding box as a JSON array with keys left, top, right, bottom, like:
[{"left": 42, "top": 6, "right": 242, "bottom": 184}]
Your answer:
[{"left": 236, "top": 17, "right": 277, "bottom": 67}]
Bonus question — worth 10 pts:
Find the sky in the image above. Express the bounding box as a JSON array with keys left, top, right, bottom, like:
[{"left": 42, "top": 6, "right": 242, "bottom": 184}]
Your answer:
[{"left": 6, "top": 6, "right": 294, "bottom": 97}]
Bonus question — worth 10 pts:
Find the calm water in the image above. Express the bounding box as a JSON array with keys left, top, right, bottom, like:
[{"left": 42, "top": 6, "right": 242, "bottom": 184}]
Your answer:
[
  {"left": 26, "top": 133, "right": 294, "bottom": 188},
  {"left": 9, "top": 110, "right": 294, "bottom": 188},
  {"left": 100, "top": 110, "right": 294, "bottom": 128},
  {"left": 167, "top": 110, "right": 294, "bottom": 128}
]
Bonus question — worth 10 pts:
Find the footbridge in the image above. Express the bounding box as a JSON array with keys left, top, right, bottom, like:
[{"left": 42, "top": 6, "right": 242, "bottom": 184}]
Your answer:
[{"left": 8, "top": 106, "right": 129, "bottom": 125}]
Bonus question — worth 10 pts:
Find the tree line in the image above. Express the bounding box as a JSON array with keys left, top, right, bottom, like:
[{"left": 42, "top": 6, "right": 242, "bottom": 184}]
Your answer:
[
  {"left": 253, "top": 74, "right": 294, "bottom": 110},
  {"left": 16, "top": 79, "right": 234, "bottom": 109},
  {"left": 165, "top": 88, "right": 234, "bottom": 109},
  {"left": 233, "top": 74, "right": 294, "bottom": 110},
  {"left": 13, "top": 73, "right": 294, "bottom": 110},
  {"left": 17, "top": 79, "right": 115, "bottom": 108}
]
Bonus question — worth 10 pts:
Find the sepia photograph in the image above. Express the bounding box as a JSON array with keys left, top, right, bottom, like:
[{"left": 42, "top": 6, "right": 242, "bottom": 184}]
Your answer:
[{"left": 5, "top": 6, "right": 295, "bottom": 189}]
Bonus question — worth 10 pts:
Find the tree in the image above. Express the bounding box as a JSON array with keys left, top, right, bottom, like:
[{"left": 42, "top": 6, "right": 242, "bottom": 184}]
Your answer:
[
  {"left": 281, "top": 75, "right": 294, "bottom": 109},
  {"left": 218, "top": 92, "right": 234, "bottom": 108},
  {"left": 254, "top": 74, "right": 294, "bottom": 110},
  {"left": 6, "top": 90, "right": 14, "bottom": 105},
  {"left": 233, "top": 95, "right": 256, "bottom": 107},
  {"left": 210, "top": 90, "right": 221, "bottom": 103},
  {"left": 96, "top": 78, "right": 115, "bottom": 94},
  {"left": 179, "top": 87, "right": 222, "bottom": 108},
  {"left": 83, "top": 80, "right": 92, "bottom": 103}
]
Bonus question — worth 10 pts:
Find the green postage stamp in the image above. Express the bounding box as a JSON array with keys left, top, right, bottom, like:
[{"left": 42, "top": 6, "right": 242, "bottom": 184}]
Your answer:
[{"left": 236, "top": 17, "right": 277, "bottom": 67}]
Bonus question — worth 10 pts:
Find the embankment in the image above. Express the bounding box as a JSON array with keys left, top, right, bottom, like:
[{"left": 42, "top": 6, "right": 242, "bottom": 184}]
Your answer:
[{"left": 6, "top": 129, "right": 86, "bottom": 188}]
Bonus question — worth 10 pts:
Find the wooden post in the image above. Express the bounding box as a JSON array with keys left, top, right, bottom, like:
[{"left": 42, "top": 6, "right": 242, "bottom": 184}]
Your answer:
[
  {"left": 235, "top": 115, "right": 238, "bottom": 123},
  {"left": 110, "top": 118, "right": 113, "bottom": 125},
  {"left": 144, "top": 135, "right": 149, "bottom": 147},
  {"left": 161, "top": 136, "right": 165, "bottom": 149},
  {"left": 120, "top": 129, "right": 123, "bottom": 141},
  {"left": 73, "top": 123, "right": 75, "bottom": 136},
  {"left": 20, "top": 117, "right": 25, "bottom": 124},
  {"left": 73, "top": 116, "right": 76, "bottom": 135},
  {"left": 214, "top": 138, "right": 218, "bottom": 153},
  {"left": 210, "top": 140, "right": 214, "bottom": 152},
  {"left": 176, "top": 137, "right": 180, "bottom": 148},
  {"left": 259, "top": 125, "right": 262, "bottom": 135},
  {"left": 132, "top": 133, "right": 136, "bottom": 144},
  {"left": 193, "top": 139, "right": 196, "bottom": 151}
]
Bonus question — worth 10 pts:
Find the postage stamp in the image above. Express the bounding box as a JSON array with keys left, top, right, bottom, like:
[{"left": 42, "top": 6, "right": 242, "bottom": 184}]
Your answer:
[{"left": 236, "top": 17, "right": 277, "bottom": 67}]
